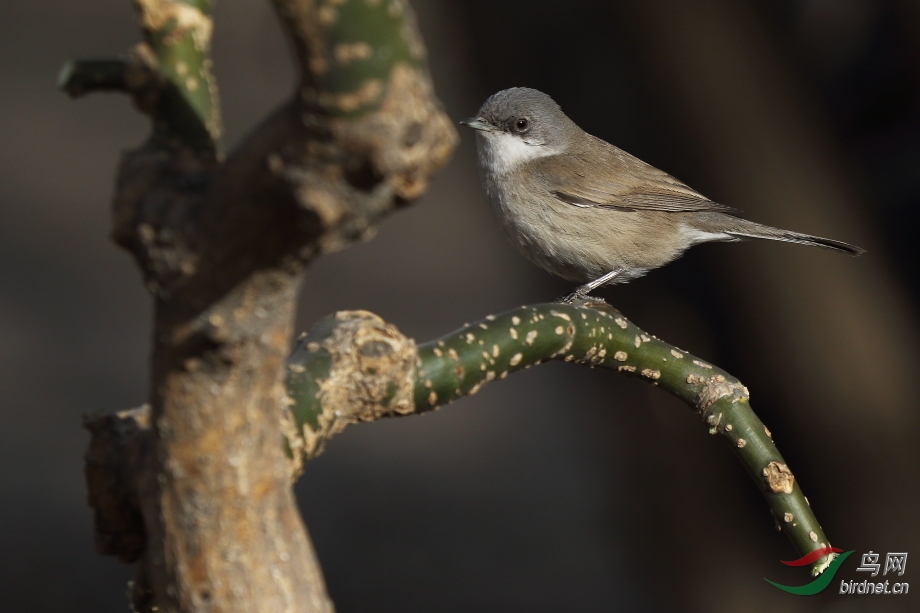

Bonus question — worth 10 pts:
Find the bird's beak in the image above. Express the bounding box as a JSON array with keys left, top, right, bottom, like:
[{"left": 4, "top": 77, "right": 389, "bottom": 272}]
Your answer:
[{"left": 459, "top": 117, "right": 494, "bottom": 132}]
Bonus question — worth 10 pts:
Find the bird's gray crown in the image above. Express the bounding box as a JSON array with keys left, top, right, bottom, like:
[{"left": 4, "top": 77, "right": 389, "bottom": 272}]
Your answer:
[{"left": 475, "top": 87, "right": 579, "bottom": 148}]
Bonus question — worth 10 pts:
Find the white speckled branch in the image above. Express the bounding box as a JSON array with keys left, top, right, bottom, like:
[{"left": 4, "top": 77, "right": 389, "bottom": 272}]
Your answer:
[{"left": 287, "top": 302, "right": 837, "bottom": 578}]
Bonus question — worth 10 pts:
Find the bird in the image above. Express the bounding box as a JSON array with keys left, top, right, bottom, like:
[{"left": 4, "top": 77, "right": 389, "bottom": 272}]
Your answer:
[{"left": 460, "top": 87, "right": 864, "bottom": 302}]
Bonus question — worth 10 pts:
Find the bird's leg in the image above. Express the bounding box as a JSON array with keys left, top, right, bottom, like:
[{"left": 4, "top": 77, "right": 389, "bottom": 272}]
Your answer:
[
  {"left": 581, "top": 269, "right": 623, "bottom": 293},
  {"left": 557, "top": 270, "right": 622, "bottom": 304}
]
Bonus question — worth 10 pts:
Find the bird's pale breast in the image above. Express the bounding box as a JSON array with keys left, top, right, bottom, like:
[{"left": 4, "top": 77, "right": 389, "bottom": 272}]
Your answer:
[{"left": 484, "top": 166, "right": 695, "bottom": 284}]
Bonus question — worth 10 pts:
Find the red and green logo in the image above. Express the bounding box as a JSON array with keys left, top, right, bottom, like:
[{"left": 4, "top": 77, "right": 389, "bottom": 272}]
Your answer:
[{"left": 765, "top": 547, "right": 852, "bottom": 595}]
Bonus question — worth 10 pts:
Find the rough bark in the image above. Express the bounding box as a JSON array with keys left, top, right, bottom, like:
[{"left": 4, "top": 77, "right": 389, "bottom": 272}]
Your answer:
[{"left": 68, "top": 0, "right": 456, "bottom": 611}]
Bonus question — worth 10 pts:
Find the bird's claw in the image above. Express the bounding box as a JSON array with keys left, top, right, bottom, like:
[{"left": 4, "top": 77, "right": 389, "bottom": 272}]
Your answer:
[{"left": 555, "top": 291, "right": 609, "bottom": 308}]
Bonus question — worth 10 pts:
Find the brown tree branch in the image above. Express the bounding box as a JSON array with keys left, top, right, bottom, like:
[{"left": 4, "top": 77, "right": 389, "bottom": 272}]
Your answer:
[{"left": 67, "top": 0, "right": 456, "bottom": 611}]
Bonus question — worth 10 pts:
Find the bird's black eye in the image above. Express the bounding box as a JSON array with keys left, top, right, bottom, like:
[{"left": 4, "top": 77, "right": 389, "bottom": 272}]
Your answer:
[{"left": 513, "top": 117, "right": 530, "bottom": 133}]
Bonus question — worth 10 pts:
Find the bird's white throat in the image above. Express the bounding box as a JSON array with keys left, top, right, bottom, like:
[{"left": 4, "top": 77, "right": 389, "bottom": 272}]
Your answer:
[{"left": 477, "top": 131, "right": 557, "bottom": 175}]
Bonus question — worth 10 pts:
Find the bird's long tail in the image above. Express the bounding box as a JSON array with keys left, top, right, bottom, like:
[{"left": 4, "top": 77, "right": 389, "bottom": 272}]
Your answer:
[{"left": 716, "top": 217, "right": 865, "bottom": 256}]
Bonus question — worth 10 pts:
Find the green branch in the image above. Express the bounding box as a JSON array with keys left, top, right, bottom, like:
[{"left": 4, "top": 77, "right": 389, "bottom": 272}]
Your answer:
[
  {"left": 59, "top": 1, "right": 219, "bottom": 153},
  {"left": 272, "top": 0, "right": 430, "bottom": 117},
  {"left": 133, "top": 0, "right": 220, "bottom": 151},
  {"left": 286, "top": 303, "right": 837, "bottom": 577}
]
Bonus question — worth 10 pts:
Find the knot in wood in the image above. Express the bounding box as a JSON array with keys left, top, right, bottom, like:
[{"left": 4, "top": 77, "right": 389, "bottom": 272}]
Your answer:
[
  {"left": 83, "top": 405, "right": 152, "bottom": 563},
  {"left": 691, "top": 373, "right": 750, "bottom": 414},
  {"left": 763, "top": 461, "right": 795, "bottom": 494},
  {"left": 319, "top": 310, "right": 416, "bottom": 423}
]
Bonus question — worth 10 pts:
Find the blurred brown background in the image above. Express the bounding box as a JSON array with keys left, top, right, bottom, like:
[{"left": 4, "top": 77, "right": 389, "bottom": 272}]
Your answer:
[{"left": 2, "top": 0, "right": 918, "bottom": 611}]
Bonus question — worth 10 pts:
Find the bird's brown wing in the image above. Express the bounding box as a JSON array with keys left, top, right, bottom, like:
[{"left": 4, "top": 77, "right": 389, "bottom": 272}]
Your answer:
[{"left": 537, "top": 143, "right": 741, "bottom": 216}]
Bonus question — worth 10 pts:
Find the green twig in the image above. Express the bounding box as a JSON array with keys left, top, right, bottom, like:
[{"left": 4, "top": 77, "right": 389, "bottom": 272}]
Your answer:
[
  {"left": 134, "top": 0, "right": 220, "bottom": 151},
  {"left": 60, "top": 1, "right": 220, "bottom": 153},
  {"left": 286, "top": 303, "right": 836, "bottom": 577}
]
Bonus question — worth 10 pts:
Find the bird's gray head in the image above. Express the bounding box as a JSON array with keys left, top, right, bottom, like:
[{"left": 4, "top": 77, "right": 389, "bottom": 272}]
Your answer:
[{"left": 461, "top": 88, "right": 579, "bottom": 175}]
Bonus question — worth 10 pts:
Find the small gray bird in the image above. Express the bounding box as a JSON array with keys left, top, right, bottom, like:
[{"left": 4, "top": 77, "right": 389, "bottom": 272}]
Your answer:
[{"left": 461, "top": 87, "right": 864, "bottom": 301}]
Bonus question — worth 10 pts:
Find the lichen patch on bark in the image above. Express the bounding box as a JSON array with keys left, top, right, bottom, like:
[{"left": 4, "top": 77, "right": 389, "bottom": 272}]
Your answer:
[
  {"left": 136, "top": 0, "right": 213, "bottom": 49},
  {"left": 693, "top": 374, "right": 749, "bottom": 413},
  {"left": 763, "top": 461, "right": 795, "bottom": 494}
]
